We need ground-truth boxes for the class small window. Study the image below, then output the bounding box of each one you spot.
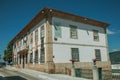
[35,29,38,42]
[71,48,79,62]
[95,49,101,61]
[70,25,78,39]
[93,30,99,41]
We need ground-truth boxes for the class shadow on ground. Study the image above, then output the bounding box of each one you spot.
[0,76,27,80]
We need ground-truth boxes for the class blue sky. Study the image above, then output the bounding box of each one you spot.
[0,0,120,58]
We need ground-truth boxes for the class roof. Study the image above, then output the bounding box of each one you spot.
[11,7,109,43]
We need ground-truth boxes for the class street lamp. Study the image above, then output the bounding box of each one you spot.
[92,58,96,65]
[70,59,75,68]
[70,58,76,77]
[92,58,99,80]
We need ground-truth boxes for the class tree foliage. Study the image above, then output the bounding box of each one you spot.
[3,42,13,63]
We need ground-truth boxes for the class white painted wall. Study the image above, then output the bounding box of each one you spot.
[52,17,108,63]
[52,17,106,46]
[53,44,108,63]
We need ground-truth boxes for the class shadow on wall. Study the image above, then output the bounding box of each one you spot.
[0,76,27,80]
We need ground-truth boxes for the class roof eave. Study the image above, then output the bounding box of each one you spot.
[10,7,109,44]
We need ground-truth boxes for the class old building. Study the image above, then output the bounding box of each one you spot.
[11,7,111,79]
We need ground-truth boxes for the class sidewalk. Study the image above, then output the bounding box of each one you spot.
[6,65,92,80]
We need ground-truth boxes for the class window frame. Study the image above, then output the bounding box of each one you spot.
[34,50,38,64]
[40,48,45,63]
[95,49,101,61]
[35,29,38,42]
[40,26,45,38]
[70,25,78,39]
[93,30,99,41]
[71,48,79,62]
[30,33,33,44]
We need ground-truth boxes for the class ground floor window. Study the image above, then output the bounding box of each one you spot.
[71,48,79,62]
[40,48,45,63]
[95,49,101,61]
[34,50,38,63]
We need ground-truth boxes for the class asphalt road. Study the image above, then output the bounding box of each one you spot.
[0,67,44,80]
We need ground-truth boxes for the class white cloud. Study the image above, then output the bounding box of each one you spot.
[118,30,120,33]
[107,29,115,35]
[113,49,118,52]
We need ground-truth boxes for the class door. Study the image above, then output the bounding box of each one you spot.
[23,55,25,68]
[98,68,102,80]
[75,68,81,77]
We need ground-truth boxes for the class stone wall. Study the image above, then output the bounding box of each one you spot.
[15,61,112,80]
[54,62,112,80]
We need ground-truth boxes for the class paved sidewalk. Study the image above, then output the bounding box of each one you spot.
[6,65,92,80]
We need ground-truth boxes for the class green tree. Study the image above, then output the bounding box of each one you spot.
[3,42,13,63]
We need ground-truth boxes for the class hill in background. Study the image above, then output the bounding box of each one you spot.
[109,51,120,64]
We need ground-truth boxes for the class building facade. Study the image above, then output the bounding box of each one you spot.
[11,8,111,79]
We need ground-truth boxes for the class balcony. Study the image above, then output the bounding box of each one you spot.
[17,46,28,54]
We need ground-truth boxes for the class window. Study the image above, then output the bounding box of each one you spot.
[35,29,38,42]
[18,41,20,50]
[71,48,79,62]
[40,49,45,63]
[93,30,99,41]
[54,22,62,38]
[34,50,38,63]
[23,36,27,48]
[30,33,33,44]
[95,49,101,61]
[40,26,44,38]
[19,40,22,50]
[70,25,78,39]
[40,26,45,63]
[35,30,38,48]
